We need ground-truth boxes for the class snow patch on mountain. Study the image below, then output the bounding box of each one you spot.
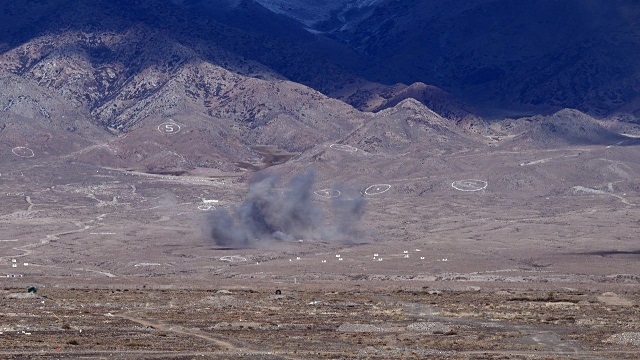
[170,0,384,30]
[254,0,383,27]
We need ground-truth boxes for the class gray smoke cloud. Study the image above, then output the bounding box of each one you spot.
[202,172,366,248]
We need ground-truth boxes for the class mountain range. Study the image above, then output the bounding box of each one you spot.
[171,0,640,116]
[1,0,639,174]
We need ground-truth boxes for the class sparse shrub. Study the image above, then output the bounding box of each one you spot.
[546,291,555,301]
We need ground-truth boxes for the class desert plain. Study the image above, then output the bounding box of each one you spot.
[0,125,639,359]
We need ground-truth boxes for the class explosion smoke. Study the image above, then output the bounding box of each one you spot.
[202,172,366,248]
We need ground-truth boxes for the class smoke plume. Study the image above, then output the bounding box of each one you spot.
[202,172,366,248]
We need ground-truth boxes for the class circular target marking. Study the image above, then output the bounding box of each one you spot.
[11,147,34,158]
[198,204,216,211]
[314,189,341,198]
[220,255,247,263]
[157,122,181,134]
[451,179,488,192]
[364,184,391,195]
[330,144,357,152]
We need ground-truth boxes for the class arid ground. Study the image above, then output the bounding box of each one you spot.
[0,137,639,359]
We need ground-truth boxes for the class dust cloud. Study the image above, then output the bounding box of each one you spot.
[202,172,366,248]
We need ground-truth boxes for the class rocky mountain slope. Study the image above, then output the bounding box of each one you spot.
[334,0,640,116]
[171,0,640,118]
[1,0,639,176]
[0,71,108,157]
[0,0,372,173]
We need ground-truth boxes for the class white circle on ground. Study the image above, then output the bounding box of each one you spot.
[451,179,488,192]
[330,144,357,152]
[11,147,34,158]
[198,204,216,211]
[220,255,247,263]
[314,189,341,198]
[157,122,181,134]
[364,184,391,195]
